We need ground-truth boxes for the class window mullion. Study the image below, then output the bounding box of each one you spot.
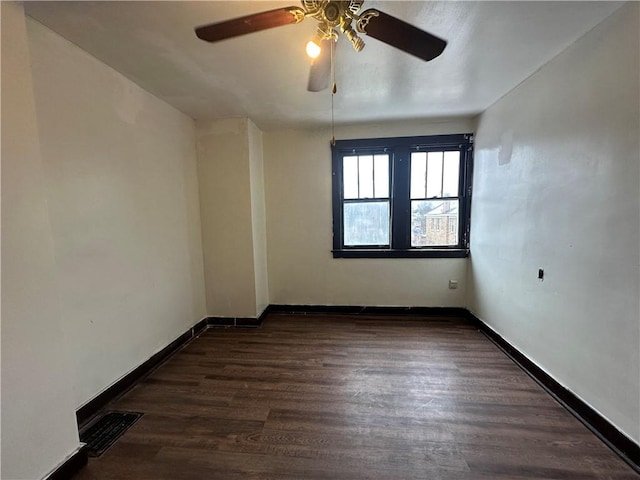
[356,155,361,199]
[372,155,376,198]
[440,154,445,199]
[391,147,410,250]
[424,152,428,199]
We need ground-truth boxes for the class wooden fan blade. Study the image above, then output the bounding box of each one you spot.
[359,9,447,62]
[195,7,305,43]
[307,41,332,92]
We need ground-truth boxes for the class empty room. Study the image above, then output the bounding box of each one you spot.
[2,1,639,479]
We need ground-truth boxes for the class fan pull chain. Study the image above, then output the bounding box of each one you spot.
[331,90,335,146]
[330,41,336,146]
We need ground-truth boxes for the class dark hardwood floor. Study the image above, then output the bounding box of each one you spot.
[75,314,638,479]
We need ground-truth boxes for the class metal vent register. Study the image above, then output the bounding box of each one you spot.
[80,411,143,457]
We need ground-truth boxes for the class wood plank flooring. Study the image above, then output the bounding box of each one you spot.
[74,314,638,479]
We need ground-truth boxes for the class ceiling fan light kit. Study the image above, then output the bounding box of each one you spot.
[195,0,447,92]
[305,39,323,58]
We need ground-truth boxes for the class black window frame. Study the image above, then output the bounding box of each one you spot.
[331,133,474,259]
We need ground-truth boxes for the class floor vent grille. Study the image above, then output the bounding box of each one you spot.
[80,411,143,457]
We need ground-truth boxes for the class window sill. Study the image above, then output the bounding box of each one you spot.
[332,249,469,259]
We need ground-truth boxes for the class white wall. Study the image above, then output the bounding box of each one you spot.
[26,18,207,409]
[469,2,639,443]
[1,3,80,479]
[263,118,474,307]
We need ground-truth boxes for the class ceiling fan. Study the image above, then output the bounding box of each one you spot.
[195,1,447,92]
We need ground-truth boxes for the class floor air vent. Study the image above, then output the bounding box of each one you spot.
[80,411,143,457]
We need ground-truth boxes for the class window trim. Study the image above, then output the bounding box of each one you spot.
[331,133,473,259]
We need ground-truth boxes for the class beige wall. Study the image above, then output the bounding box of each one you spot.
[263,118,475,307]
[469,3,639,443]
[248,120,270,315]
[26,18,207,409]
[196,118,269,318]
[1,3,80,478]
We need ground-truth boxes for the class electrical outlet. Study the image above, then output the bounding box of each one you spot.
[449,280,458,290]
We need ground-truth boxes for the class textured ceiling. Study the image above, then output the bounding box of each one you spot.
[25,1,622,130]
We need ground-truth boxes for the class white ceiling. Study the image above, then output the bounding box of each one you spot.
[25,1,622,130]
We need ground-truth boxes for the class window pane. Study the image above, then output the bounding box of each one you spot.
[426,151,443,198]
[410,152,426,199]
[344,202,390,246]
[343,156,358,199]
[358,155,374,198]
[374,154,389,198]
[443,151,460,197]
[411,199,459,247]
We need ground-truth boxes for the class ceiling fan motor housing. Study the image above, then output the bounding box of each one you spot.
[303,0,367,51]
[303,0,363,21]
[324,2,341,23]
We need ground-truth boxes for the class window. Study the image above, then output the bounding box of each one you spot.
[332,134,473,258]
[342,154,390,246]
